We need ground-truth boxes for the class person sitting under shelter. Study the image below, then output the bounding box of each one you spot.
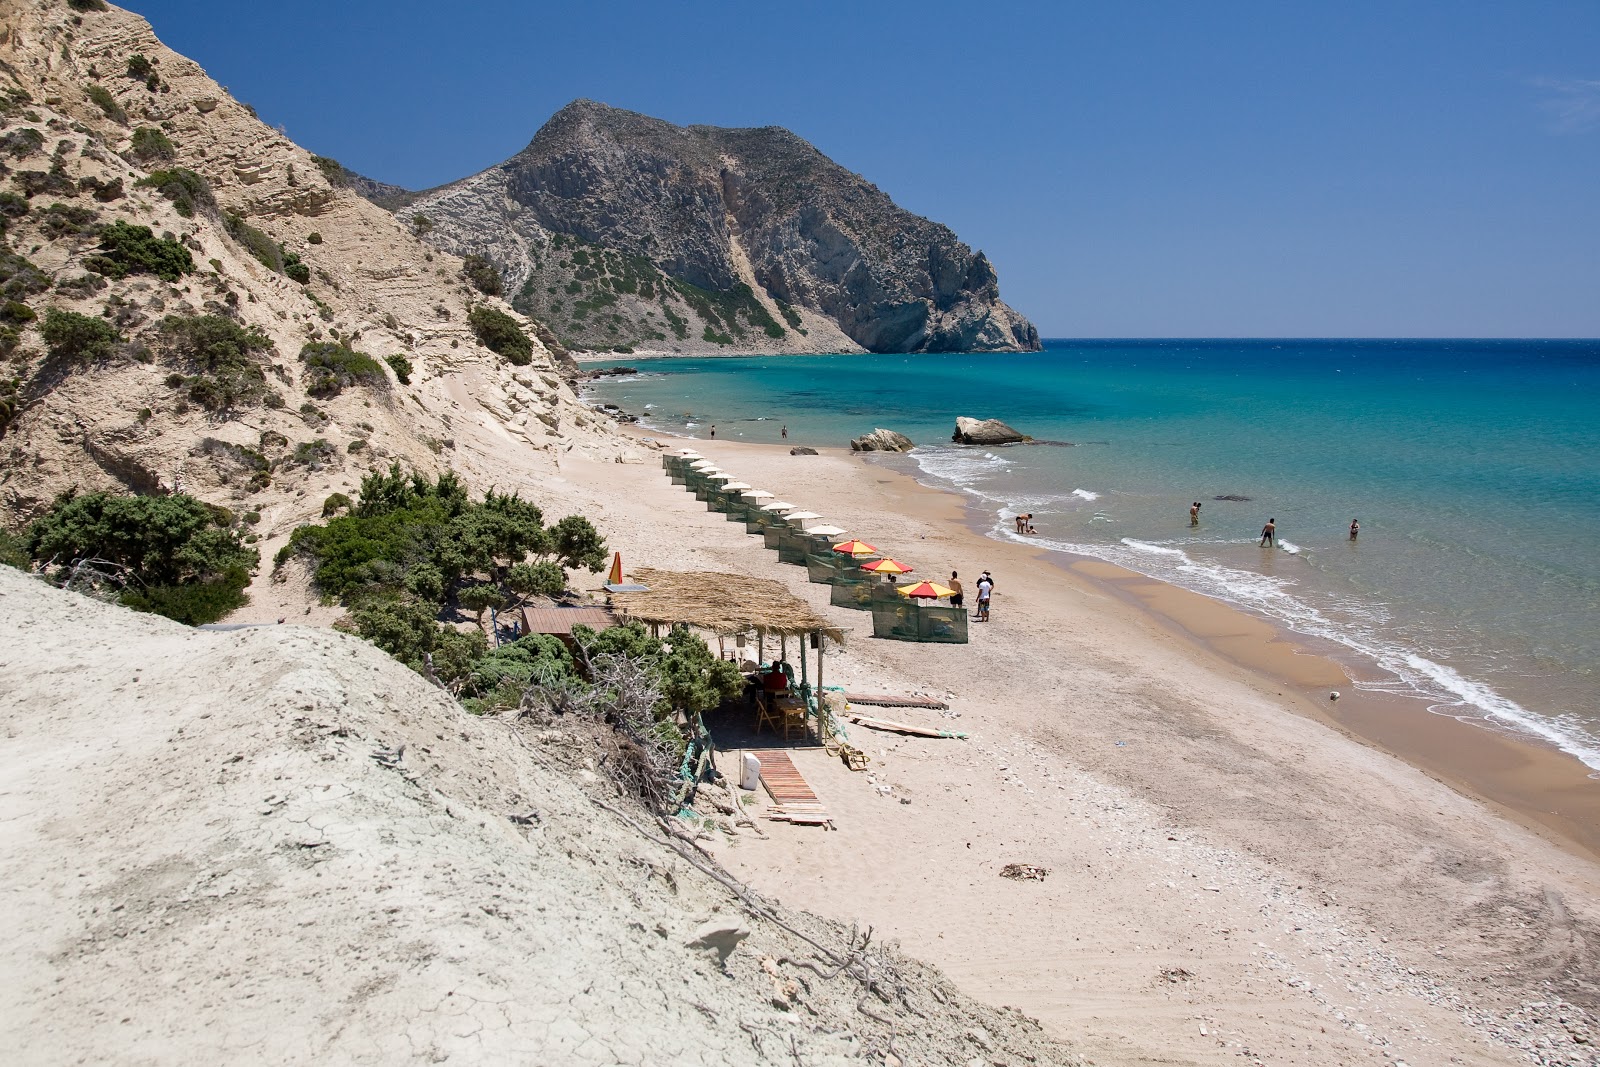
[762,661,790,696]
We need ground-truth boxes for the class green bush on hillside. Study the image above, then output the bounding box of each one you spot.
[136,168,213,218]
[128,126,175,163]
[383,353,412,385]
[84,84,126,124]
[0,250,49,301]
[298,341,387,398]
[24,490,258,625]
[159,314,275,411]
[467,305,532,365]
[41,307,119,363]
[461,253,502,296]
[225,212,305,282]
[84,220,194,281]
[311,156,346,187]
[0,127,45,159]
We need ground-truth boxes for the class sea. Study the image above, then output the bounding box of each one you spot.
[582,340,1600,773]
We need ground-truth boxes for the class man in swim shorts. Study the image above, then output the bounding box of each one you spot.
[1190,501,1201,526]
[948,571,964,609]
[1260,518,1276,547]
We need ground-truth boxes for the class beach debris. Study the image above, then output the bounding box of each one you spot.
[951,416,1025,445]
[685,919,750,968]
[999,863,1050,881]
[369,743,405,768]
[849,427,914,452]
[842,692,950,710]
[1329,691,1341,701]
[788,446,818,456]
[1158,966,1195,984]
[846,714,967,739]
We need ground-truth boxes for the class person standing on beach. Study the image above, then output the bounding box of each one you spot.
[1260,518,1277,547]
[781,425,788,440]
[976,573,993,621]
[1350,518,1359,541]
[948,571,964,609]
[1190,501,1201,526]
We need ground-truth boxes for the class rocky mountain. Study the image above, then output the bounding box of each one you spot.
[392,100,1041,356]
[0,1,634,550]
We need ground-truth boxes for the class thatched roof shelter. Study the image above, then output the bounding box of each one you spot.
[607,567,844,642]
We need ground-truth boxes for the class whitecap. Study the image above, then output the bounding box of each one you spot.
[1071,489,1100,501]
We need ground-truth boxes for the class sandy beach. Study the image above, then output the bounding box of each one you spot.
[540,430,1600,1066]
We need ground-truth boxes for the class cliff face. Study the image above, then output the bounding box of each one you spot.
[402,101,1040,356]
[0,2,630,539]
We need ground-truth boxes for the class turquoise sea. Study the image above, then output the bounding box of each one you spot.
[583,340,1600,771]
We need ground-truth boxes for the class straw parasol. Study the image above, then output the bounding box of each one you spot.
[608,567,844,641]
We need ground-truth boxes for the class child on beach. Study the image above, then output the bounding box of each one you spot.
[976,573,993,620]
[1260,518,1276,547]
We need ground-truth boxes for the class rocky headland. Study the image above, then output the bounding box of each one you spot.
[379,100,1041,357]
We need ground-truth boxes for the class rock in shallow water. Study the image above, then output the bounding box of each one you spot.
[952,417,1025,445]
[850,428,914,452]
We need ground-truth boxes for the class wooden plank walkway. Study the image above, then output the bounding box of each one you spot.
[841,692,950,710]
[747,749,831,827]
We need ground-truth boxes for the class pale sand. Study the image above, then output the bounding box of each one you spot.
[543,434,1599,1066]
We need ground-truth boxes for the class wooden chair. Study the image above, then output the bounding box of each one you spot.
[755,691,783,735]
[779,700,809,742]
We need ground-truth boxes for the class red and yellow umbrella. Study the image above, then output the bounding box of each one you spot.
[832,539,879,557]
[858,557,913,575]
[897,581,957,599]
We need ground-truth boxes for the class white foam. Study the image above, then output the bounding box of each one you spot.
[1120,538,1188,558]
[1277,540,1303,555]
[1072,488,1100,501]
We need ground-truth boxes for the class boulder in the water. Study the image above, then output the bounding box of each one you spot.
[850,428,914,452]
[952,417,1025,445]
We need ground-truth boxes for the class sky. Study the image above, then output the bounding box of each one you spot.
[122,1,1600,338]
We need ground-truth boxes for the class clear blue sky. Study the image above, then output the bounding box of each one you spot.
[123,1,1600,338]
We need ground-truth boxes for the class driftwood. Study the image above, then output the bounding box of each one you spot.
[845,714,967,739]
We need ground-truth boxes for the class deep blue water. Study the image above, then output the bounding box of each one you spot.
[585,340,1600,769]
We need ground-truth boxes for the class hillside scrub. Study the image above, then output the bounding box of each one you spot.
[135,168,213,218]
[224,213,309,283]
[298,341,387,398]
[23,490,257,625]
[127,126,175,164]
[279,464,608,689]
[40,308,119,363]
[159,314,276,411]
[461,253,502,296]
[85,220,194,281]
[468,305,532,365]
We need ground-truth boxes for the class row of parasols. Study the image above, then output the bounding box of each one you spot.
[665,448,959,601]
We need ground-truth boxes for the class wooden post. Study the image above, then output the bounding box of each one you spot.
[815,632,826,739]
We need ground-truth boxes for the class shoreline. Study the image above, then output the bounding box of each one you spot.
[551,428,1600,1064]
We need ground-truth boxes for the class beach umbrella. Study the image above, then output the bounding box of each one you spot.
[897,581,957,599]
[761,501,797,511]
[674,448,702,457]
[721,482,753,491]
[741,489,775,500]
[607,552,623,585]
[689,460,718,470]
[832,539,879,557]
[784,511,822,522]
[859,558,913,575]
[806,524,847,537]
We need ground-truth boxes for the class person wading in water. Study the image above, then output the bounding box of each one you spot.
[1260,517,1277,547]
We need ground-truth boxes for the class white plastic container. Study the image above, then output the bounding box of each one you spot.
[739,752,762,792]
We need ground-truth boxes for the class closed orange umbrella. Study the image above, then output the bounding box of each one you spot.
[859,558,913,575]
[897,581,957,599]
[832,539,879,557]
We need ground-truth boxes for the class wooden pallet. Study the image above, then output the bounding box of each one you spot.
[845,714,968,739]
[841,692,950,710]
[747,750,831,827]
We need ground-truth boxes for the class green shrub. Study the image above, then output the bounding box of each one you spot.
[40,201,99,239]
[281,250,310,284]
[136,168,213,218]
[0,376,20,435]
[85,220,194,281]
[307,231,323,244]
[409,213,433,236]
[159,314,275,411]
[347,438,367,453]
[0,250,49,301]
[0,524,28,569]
[311,156,346,187]
[224,212,283,270]
[128,126,175,163]
[125,55,154,81]
[461,253,502,296]
[40,307,119,363]
[0,300,35,325]
[468,305,532,365]
[78,175,124,202]
[289,438,336,470]
[24,490,258,625]
[298,341,387,398]
[0,127,45,158]
[84,84,126,124]
[0,327,19,359]
[54,272,107,296]
[383,353,412,384]
[0,191,28,218]
[321,492,352,517]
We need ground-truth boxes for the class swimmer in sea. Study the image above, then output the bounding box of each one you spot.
[1190,501,1201,527]
[1349,518,1359,541]
[1260,517,1276,547]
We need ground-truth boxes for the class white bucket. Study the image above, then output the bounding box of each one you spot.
[739,752,762,792]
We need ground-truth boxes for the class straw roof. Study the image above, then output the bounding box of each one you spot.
[608,567,844,641]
